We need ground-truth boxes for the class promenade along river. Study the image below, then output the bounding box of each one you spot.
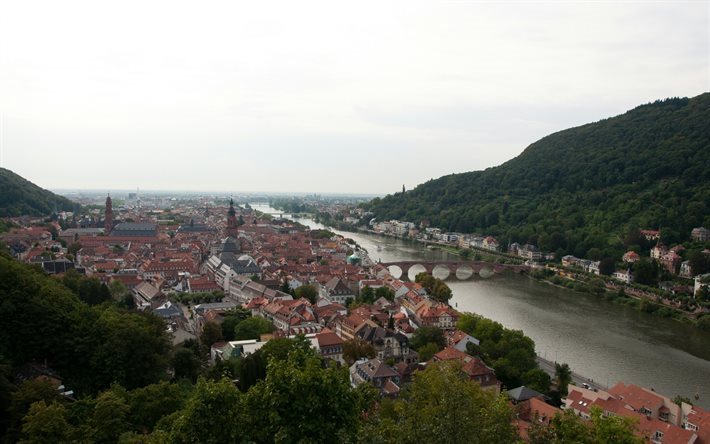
[254,205,710,408]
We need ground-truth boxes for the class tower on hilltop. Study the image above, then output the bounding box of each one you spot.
[104,194,113,233]
[227,198,238,237]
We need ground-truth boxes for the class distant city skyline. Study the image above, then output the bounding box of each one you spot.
[1,1,708,195]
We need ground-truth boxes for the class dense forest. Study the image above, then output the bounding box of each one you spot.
[0,253,644,442]
[0,168,78,217]
[365,94,710,259]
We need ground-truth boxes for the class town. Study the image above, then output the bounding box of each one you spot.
[1,191,709,443]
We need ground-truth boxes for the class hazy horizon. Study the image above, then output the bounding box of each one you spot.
[1,1,708,194]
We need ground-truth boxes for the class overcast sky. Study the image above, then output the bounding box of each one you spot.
[0,1,708,195]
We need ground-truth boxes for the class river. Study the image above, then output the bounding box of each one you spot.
[254,204,710,407]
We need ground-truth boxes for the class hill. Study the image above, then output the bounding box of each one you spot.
[0,168,78,217]
[365,94,710,259]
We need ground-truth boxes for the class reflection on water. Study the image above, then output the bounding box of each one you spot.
[253,205,710,407]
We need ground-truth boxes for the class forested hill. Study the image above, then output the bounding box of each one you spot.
[0,168,77,217]
[365,94,710,258]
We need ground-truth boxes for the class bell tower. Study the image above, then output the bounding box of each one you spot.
[227,198,238,237]
[104,194,113,233]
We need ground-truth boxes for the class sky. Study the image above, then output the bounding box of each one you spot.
[0,1,708,196]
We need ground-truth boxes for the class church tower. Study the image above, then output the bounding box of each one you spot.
[104,194,113,233]
[227,198,238,237]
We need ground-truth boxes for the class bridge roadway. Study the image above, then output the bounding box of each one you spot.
[379,260,529,280]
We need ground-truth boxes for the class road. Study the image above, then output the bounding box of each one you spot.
[536,355,608,392]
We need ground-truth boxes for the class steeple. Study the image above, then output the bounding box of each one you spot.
[227,198,238,236]
[104,194,113,233]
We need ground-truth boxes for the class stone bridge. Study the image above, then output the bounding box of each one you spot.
[379,260,529,281]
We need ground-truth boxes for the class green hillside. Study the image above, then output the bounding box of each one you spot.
[365,94,710,258]
[0,168,77,217]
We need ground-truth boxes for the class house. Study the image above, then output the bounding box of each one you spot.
[445,329,480,352]
[641,230,661,241]
[349,358,401,396]
[613,269,634,284]
[564,384,699,443]
[691,227,709,242]
[507,386,548,404]
[680,261,693,278]
[518,244,542,261]
[432,347,500,395]
[356,325,417,364]
[321,277,356,304]
[133,281,162,310]
[652,244,669,260]
[482,236,500,252]
[415,304,459,330]
[660,251,682,274]
[681,403,710,444]
[623,251,641,264]
[315,329,344,364]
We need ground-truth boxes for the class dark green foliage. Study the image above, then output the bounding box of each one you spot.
[0,255,172,396]
[220,307,251,341]
[415,272,452,303]
[361,361,517,444]
[294,284,318,303]
[233,316,274,341]
[410,326,447,353]
[200,321,224,349]
[0,168,79,217]
[243,347,367,443]
[171,348,202,383]
[365,95,710,259]
[457,312,541,390]
[61,269,112,305]
[343,338,377,365]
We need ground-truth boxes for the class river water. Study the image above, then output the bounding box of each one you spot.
[254,204,710,407]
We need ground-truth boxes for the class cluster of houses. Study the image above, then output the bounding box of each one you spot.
[558,227,710,299]
[509,381,710,443]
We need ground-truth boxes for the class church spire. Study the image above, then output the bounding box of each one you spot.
[104,194,113,233]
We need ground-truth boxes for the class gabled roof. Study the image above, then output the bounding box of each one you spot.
[507,386,545,402]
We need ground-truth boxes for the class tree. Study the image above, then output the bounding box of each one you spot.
[362,361,517,443]
[233,316,274,341]
[220,307,251,341]
[554,363,572,396]
[200,321,223,349]
[529,407,643,444]
[126,381,189,434]
[90,307,172,391]
[688,250,710,275]
[171,348,202,382]
[410,326,446,351]
[522,368,551,394]
[599,257,616,276]
[6,379,62,442]
[244,348,367,443]
[359,285,375,304]
[343,339,376,364]
[294,284,318,304]
[633,259,658,286]
[108,280,129,302]
[166,378,244,443]
[89,388,131,443]
[417,342,439,361]
[415,273,453,304]
[19,401,73,444]
[375,286,395,301]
